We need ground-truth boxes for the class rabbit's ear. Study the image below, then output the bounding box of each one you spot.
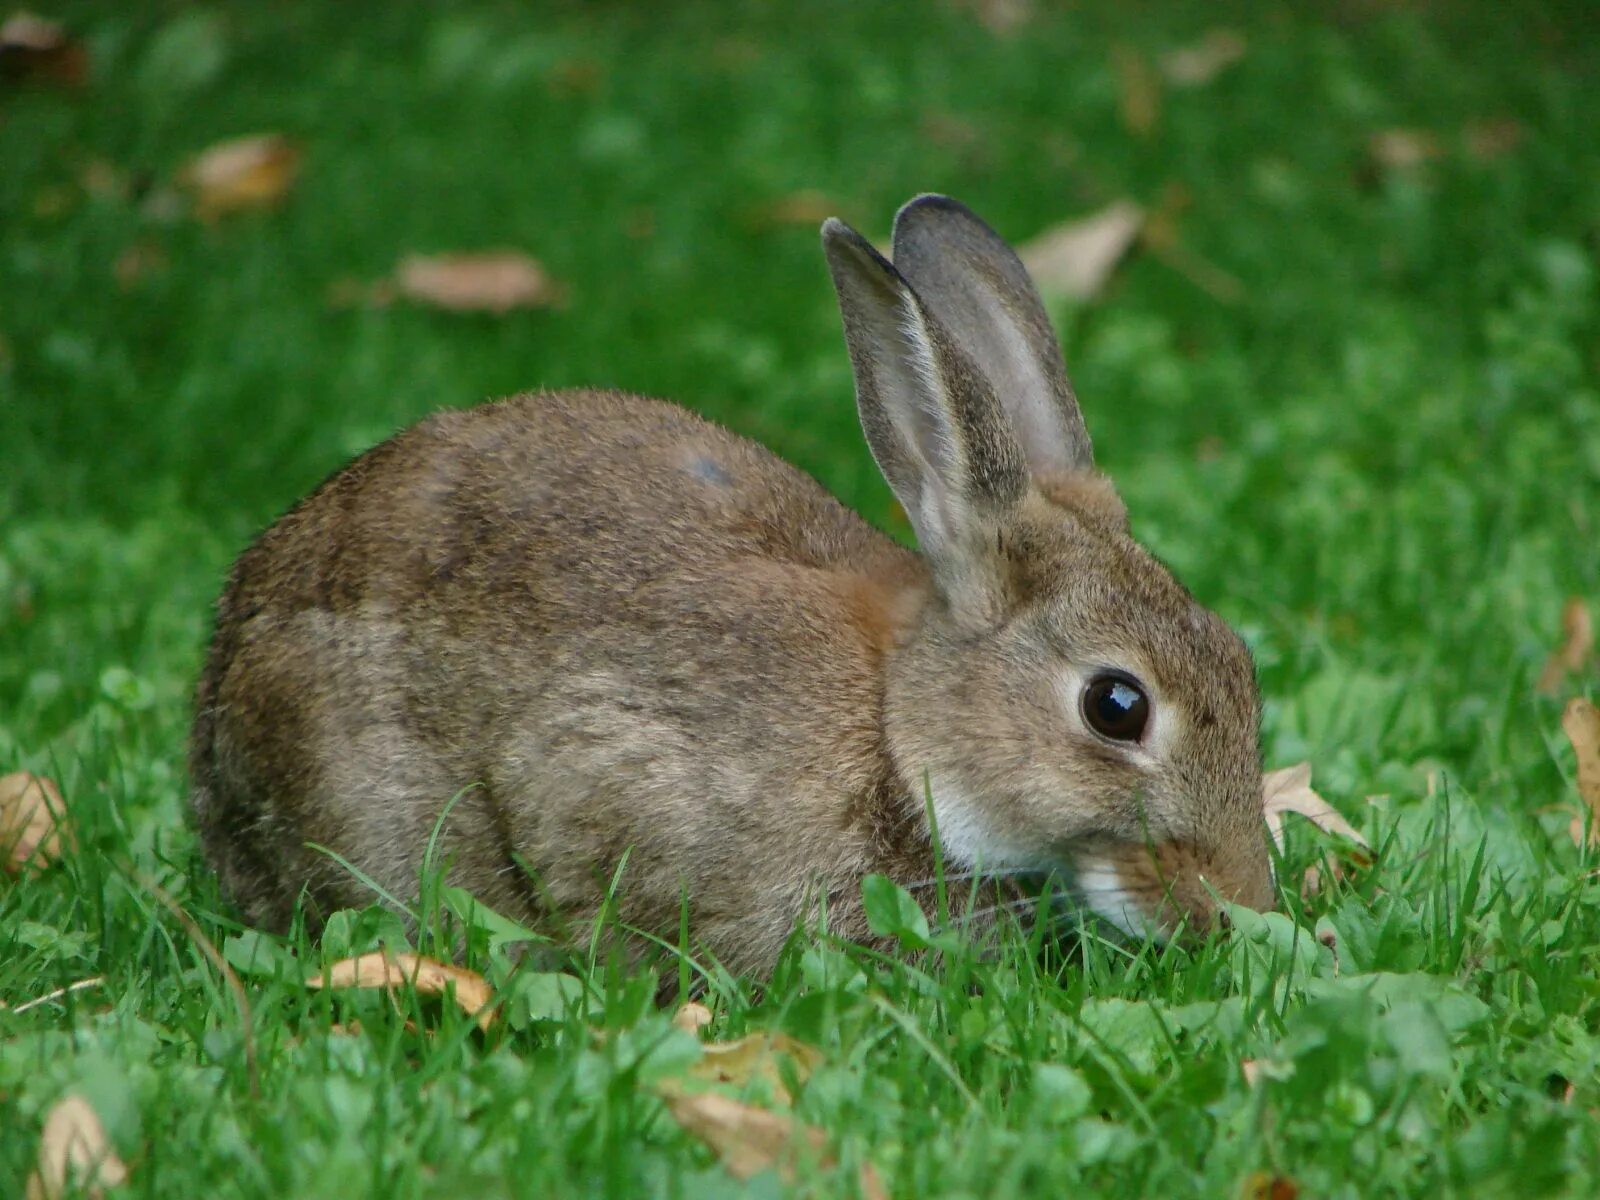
[823,218,1028,614]
[890,194,1093,477]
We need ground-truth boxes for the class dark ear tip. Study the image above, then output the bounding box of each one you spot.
[821,217,896,274]
[893,193,983,235]
[820,216,867,254]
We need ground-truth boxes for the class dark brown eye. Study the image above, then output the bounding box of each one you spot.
[1082,674,1150,742]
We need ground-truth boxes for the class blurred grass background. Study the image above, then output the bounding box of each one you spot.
[2,1,1600,1195]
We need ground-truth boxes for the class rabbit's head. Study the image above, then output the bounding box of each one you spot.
[823,196,1273,938]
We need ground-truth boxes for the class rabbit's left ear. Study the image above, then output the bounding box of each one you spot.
[822,217,1030,622]
[891,195,1094,478]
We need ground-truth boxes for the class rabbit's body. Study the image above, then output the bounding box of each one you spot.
[192,390,934,972]
[193,196,1275,974]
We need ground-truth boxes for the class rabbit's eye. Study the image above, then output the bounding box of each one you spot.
[1082,674,1149,742]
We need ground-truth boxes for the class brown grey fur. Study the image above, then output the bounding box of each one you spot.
[190,196,1272,976]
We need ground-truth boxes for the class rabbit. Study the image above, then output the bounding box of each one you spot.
[189,195,1274,977]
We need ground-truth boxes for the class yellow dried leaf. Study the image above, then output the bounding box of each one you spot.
[25,1093,128,1200]
[396,251,563,314]
[1,771,69,875]
[306,951,495,1031]
[1262,762,1372,876]
[672,1001,713,1034]
[1112,45,1161,138]
[953,0,1035,36]
[1016,201,1144,302]
[690,1031,823,1105]
[1537,598,1593,695]
[113,242,166,290]
[743,190,841,230]
[1,12,87,87]
[1562,698,1600,848]
[1241,1172,1299,1200]
[1463,117,1524,161]
[179,133,301,221]
[1160,30,1247,87]
[1369,128,1444,171]
[661,1089,886,1198]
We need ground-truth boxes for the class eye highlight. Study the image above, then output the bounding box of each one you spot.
[1082,673,1150,743]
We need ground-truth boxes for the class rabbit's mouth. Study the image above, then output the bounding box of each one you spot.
[1065,853,1175,943]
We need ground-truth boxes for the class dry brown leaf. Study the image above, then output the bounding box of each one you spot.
[661,1089,886,1198]
[25,1093,128,1200]
[1,772,70,875]
[1369,128,1444,171]
[113,242,167,290]
[1,12,87,86]
[1160,30,1247,87]
[672,1001,713,1034]
[1464,117,1524,161]
[1239,1059,1263,1087]
[1562,698,1600,848]
[1537,598,1593,695]
[547,58,603,97]
[1262,762,1372,874]
[954,0,1035,36]
[1240,1172,1299,1200]
[1112,45,1161,137]
[79,159,130,200]
[743,190,840,231]
[691,1032,823,1106]
[396,251,563,314]
[1016,201,1144,302]
[179,133,302,222]
[306,951,495,1031]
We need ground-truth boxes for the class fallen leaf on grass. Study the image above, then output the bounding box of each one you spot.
[547,58,604,97]
[1016,201,1144,302]
[25,1093,128,1200]
[1263,763,1372,892]
[1463,117,1524,161]
[691,1031,823,1106]
[79,158,130,200]
[1368,128,1444,172]
[1562,698,1600,848]
[672,1001,713,1033]
[1,772,70,875]
[307,952,495,1031]
[395,251,564,314]
[1111,45,1161,138]
[1,12,87,86]
[178,133,301,221]
[742,189,841,231]
[661,1089,886,1198]
[1160,30,1247,87]
[953,0,1035,36]
[113,242,167,290]
[1537,598,1593,695]
[1240,1172,1299,1200]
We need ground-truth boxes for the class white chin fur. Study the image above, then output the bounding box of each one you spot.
[924,772,1038,871]
[1072,856,1163,942]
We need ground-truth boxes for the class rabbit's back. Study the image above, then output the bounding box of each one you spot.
[191,390,932,970]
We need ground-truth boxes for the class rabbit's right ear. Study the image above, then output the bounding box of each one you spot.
[822,218,1028,619]
[890,195,1093,479]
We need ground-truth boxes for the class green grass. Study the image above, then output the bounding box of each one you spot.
[4,1,1600,1195]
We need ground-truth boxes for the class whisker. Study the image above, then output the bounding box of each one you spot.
[899,868,1050,893]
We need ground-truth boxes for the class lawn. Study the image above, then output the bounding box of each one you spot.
[3,1,1599,1195]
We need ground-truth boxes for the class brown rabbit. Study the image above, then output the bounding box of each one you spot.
[190,195,1273,975]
